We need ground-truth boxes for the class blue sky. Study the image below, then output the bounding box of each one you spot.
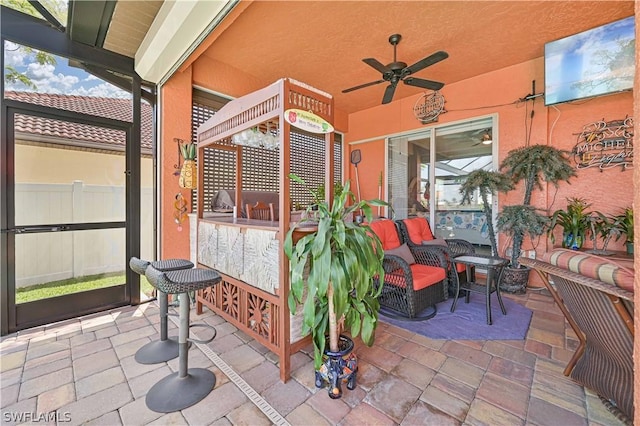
[4,40,130,98]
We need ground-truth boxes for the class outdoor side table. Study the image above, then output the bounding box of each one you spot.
[450,255,509,325]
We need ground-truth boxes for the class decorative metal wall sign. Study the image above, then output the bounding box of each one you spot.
[414,91,445,124]
[572,117,633,170]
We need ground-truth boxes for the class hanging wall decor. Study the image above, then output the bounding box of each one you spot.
[173,192,188,232]
[176,138,198,188]
[572,117,633,171]
[413,91,445,124]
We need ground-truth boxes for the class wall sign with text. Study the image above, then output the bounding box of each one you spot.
[573,117,633,171]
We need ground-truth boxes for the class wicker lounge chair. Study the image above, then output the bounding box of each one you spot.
[369,219,449,320]
[520,252,633,423]
[397,217,475,296]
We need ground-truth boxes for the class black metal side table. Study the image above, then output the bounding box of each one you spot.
[450,254,509,325]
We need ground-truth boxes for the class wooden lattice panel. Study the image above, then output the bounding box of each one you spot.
[288,88,331,120]
[196,272,282,352]
[247,294,271,341]
[199,284,217,309]
[220,279,241,322]
[198,95,280,143]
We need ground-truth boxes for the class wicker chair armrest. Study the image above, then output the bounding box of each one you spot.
[382,254,412,275]
[410,245,448,268]
[445,239,476,256]
[519,257,634,302]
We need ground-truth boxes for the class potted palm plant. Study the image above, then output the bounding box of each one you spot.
[585,212,623,255]
[284,174,386,399]
[497,145,576,293]
[615,207,634,255]
[459,170,514,256]
[547,197,592,250]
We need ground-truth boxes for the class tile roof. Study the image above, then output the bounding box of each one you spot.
[5,91,153,150]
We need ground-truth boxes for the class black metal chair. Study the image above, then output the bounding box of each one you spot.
[129,257,194,364]
[144,266,221,413]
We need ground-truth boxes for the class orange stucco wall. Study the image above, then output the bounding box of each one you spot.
[160,68,193,260]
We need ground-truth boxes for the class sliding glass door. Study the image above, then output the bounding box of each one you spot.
[388,116,496,251]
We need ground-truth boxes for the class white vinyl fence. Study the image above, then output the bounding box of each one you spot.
[14,181,153,288]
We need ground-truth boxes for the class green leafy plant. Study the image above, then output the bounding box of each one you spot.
[586,211,623,254]
[547,197,592,248]
[284,174,387,369]
[497,145,576,268]
[314,181,344,204]
[615,206,634,244]
[459,170,514,256]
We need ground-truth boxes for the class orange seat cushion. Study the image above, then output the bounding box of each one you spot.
[369,219,402,250]
[402,218,435,244]
[388,264,446,290]
[455,263,467,273]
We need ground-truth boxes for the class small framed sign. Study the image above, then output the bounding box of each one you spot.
[284,109,334,134]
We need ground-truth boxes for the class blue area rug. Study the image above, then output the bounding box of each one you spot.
[380,293,533,340]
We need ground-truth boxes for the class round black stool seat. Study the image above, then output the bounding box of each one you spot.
[144,267,221,413]
[129,258,194,280]
[145,267,222,294]
[151,258,194,272]
[129,257,194,365]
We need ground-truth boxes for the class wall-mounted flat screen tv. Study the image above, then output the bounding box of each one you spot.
[545,16,635,106]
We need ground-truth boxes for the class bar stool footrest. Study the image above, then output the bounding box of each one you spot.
[188,323,217,344]
[134,337,193,364]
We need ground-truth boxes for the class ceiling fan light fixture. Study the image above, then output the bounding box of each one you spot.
[481,131,492,144]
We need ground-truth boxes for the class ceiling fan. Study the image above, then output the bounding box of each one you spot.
[342,34,448,105]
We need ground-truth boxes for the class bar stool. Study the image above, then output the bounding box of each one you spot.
[129,257,194,364]
[144,266,222,413]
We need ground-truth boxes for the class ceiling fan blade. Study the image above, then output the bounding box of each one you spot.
[382,83,397,104]
[342,79,385,93]
[403,77,444,91]
[404,50,448,75]
[362,58,390,74]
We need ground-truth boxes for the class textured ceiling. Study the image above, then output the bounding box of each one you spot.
[103,1,163,58]
[201,1,634,114]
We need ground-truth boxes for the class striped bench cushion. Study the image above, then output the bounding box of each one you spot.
[542,248,634,292]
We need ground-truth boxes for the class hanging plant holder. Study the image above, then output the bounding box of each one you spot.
[176,138,198,189]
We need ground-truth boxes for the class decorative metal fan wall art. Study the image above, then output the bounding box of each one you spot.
[414,91,445,124]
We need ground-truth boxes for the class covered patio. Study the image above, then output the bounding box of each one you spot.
[1,1,638,425]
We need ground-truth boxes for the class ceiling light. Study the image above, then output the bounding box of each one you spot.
[481,131,492,145]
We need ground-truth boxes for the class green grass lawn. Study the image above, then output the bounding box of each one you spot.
[16,273,155,304]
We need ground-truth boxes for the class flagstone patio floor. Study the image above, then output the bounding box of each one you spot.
[0,289,626,426]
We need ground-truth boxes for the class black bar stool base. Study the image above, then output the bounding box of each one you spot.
[145,368,216,413]
[135,337,180,364]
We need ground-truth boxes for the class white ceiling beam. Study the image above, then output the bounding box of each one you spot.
[135,0,231,83]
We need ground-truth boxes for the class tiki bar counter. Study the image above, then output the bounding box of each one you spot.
[193,78,336,381]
